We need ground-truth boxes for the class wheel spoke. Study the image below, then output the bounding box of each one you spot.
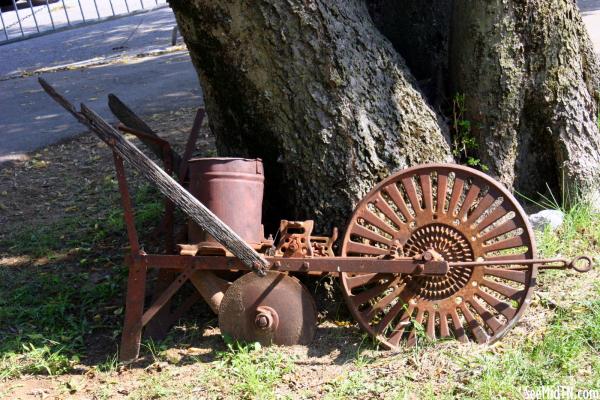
[439,312,451,338]
[484,236,526,253]
[460,303,490,344]
[383,184,413,222]
[350,224,394,247]
[449,308,468,343]
[436,172,448,214]
[476,206,507,232]
[447,176,465,216]
[352,278,398,306]
[363,283,406,321]
[401,177,422,216]
[481,278,524,300]
[476,288,517,320]
[482,267,528,284]
[426,310,436,340]
[346,241,389,256]
[406,307,425,346]
[466,192,496,225]
[467,299,504,334]
[485,253,528,262]
[360,209,399,238]
[480,219,519,242]
[420,173,433,213]
[345,273,390,289]
[377,300,413,338]
[373,193,406,230]
[457,185,481,220]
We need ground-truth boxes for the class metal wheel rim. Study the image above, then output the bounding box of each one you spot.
[340,163,537,348]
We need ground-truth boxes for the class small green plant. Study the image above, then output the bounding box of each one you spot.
[215,340,294,399]
[128,371,175,400]
[323,370,370,400]
[96,352,120,373]
[0,343,74,379]
[451,94,488,172]
[143,338,167,363]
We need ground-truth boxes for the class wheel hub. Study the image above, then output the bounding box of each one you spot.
[403,223,474,300]
[219,271,317,346]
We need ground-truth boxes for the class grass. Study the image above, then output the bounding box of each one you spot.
[206,341,295,399]
[457,292,600,398]
[537,201,600,258]
[0,181,162,379]
[0,263,127,378]
[1,141,599,398]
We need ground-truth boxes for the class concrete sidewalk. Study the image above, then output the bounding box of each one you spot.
[0,6,177,77]
[581,0,600,56]
[0,7,202,163]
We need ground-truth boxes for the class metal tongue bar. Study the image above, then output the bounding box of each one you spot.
[448,255,594,273]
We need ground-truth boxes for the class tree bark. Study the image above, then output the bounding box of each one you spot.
[168,0,600,227]
[451,0,600,202]
[367,0,453,106]
[168,0,452,232]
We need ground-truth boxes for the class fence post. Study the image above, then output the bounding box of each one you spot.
[10,0,24,36]
[25,0,40,33]
[44,0,55,30]
[0,8,8,40]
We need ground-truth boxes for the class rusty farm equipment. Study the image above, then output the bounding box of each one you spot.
[40,78,594,362]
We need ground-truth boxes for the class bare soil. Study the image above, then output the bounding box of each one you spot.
[0,107,598,399]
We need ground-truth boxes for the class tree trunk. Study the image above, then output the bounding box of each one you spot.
[451,0,600,203]
[168,0,600,231]
[169,0,452,232]
[367,0,453,106]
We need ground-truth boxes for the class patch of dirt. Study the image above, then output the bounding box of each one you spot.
[1,105,598,399]
[0,106,212,238]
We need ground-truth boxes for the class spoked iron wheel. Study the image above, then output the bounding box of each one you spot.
[340,164,537,348]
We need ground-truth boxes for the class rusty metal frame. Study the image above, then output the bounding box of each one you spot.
[111,146,594,361]
[115,109,206,342]
[112,148,453,359]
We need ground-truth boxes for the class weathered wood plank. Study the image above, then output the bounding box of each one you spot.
[108,93,182,171]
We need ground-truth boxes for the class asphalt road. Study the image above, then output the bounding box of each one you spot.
[581,0,600,53]
[0,7,202,163]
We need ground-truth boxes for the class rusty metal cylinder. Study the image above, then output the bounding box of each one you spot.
[188,157,264,244]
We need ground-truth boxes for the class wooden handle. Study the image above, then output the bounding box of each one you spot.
[39,78,269,271]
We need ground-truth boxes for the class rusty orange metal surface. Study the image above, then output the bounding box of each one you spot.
[187,157,265,245]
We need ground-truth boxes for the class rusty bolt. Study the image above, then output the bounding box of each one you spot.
[255,311,274,330]
[415,264,425,275]
[422,251,433,262]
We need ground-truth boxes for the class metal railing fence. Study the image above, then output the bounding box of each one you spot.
[0,0,168,44]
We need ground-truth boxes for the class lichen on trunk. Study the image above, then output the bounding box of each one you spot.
[451,0,600,204]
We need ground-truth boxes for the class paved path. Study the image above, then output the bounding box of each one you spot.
[0,7,202,163]
[581,0,600,55]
